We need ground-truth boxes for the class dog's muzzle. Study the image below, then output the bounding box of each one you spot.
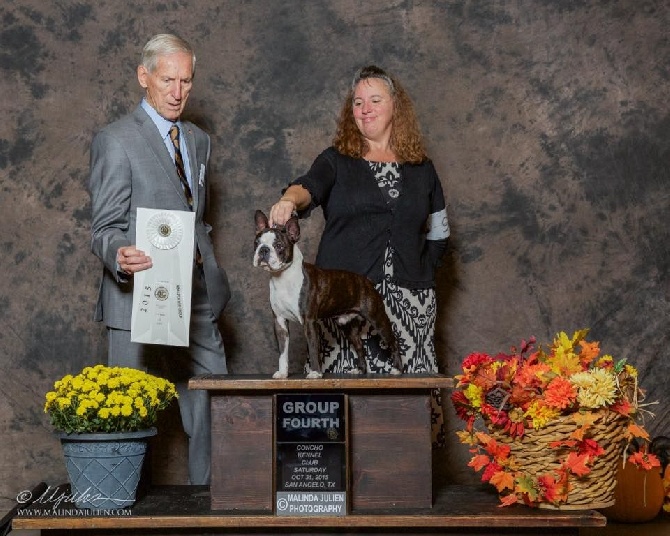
[254,245,271,266]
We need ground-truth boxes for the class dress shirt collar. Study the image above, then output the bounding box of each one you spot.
[141,98,181,140]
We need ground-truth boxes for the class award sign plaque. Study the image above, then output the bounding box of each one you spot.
[131,208,195,346]
[275,393,347,516]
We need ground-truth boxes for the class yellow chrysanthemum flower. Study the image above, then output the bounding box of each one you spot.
[45,365,176,434]
[107,377,120,389]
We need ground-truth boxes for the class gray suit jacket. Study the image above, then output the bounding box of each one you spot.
[90,104,230,330]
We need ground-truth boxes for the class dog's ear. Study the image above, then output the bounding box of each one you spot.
[255,210,269,232]
[285,216,300,244]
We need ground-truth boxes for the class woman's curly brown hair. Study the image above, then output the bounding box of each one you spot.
[333,65,428,164]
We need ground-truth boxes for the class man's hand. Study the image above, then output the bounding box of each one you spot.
[117,245,152,274]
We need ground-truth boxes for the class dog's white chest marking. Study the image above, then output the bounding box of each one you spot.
[269,247,304,324]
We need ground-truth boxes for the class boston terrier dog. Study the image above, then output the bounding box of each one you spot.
[253,210,402,379]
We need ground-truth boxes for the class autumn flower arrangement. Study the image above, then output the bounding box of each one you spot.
[45,364,178,434]
[451,329,659,507]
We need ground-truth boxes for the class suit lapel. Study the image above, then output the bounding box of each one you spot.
[182,125,200,212]
[133,106,192,210]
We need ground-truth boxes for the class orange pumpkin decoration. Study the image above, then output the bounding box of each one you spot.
[602,458,665,523]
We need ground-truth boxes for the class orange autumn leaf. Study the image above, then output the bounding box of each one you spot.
[475,431,494,445]
[478,435,511,460]
[570,427,586,441]
[564,452,591,477]
[538,474,562,504]
[468,454,490,472]
[550,439,577,449]
[498,494,519,507]
[578,438,604,458]
[627,422,650,441]
[475,366,499,391]
[610,398,633,417]
[628,451,661,470]
[569,412,599,440]
[572,411,599,427]
[578,340,600,365]
[489,442,511,461]
[489,470,515,492]
[456,430,478,445]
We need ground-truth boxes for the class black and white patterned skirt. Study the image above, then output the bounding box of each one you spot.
[315,246,446,447]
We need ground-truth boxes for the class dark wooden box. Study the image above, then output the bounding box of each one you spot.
[191,374,453,513]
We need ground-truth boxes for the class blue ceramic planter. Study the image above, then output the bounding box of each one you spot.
[58,428,157,510]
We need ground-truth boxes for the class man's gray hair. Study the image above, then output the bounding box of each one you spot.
[141,34,196,75]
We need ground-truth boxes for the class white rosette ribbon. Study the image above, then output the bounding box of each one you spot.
[132,209,195,346]
[147,212,184,250]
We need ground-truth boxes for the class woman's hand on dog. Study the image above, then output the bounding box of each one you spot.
[269,185,311,227]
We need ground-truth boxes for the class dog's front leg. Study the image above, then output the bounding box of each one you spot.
[273,315,290,378]
[303,320,323,379]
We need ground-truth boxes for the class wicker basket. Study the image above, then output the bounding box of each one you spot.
[488,410,628,509]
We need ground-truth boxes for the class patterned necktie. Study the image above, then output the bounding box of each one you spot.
[169,125,193,210]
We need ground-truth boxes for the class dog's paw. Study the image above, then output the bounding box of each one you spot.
[272,370,288,379]
[305,370,323,379]
[348,368,362,375]
[390,367,402,375]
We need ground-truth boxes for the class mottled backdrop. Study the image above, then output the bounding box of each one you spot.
[1,0,668,509]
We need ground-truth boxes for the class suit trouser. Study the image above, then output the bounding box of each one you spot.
[107,266,227,485]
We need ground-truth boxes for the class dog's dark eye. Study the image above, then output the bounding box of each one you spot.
[275,242,284,253]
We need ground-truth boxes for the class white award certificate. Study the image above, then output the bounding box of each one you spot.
[131,208,195,346]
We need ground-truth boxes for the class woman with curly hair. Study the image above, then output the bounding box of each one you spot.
[269,65,450,446]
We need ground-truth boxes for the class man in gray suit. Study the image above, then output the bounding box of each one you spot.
[89,34,230,485]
